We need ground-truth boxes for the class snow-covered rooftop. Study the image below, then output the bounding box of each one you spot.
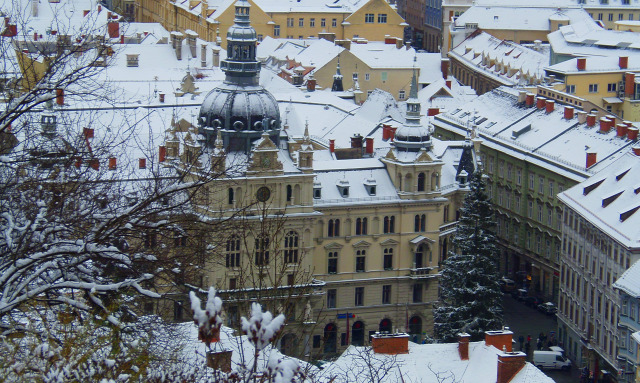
[434,87,636,182]
[548,21,640,58]
[319,340,554,383]
[450,32,548,86]
[546,55,640,74]
[453,5,593,32]
[558,151,640,248]
[614,259,640,298]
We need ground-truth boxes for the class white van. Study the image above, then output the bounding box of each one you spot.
[533,351,571,370]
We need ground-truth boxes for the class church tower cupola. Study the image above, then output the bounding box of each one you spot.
[198,0,281,154]
[393,59,432,152]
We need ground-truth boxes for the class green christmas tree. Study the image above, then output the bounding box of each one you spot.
[434,171,503,342]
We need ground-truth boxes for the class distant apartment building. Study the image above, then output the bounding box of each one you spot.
[432,87,637,303]
[544,55,640,121]
[136,0,407,48]
[441,0,640,57]
[614,260,640,383]
[557,151,640,381]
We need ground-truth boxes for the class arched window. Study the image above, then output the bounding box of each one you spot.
[352,321,365,346]
[228,188,234,205]
[328,219,341,237]
[379,318,392,333]
[286,185,293,202]
[324,323,337,354]
[417,172,425,192]
[383,216,395,233]
[284,231,299,264]
[355,218,368,235]
[414,214,426,232]
[255,235,270,266]
[226,235,241,267]
[409,316,422,343]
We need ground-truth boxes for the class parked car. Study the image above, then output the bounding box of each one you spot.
[499,278,516,292]
[533,350,571,370]
[511,288,528,301]
[538,302,558,315]
[524,296,543,307]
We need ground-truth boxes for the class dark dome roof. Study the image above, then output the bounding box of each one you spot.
[198,83,280,132]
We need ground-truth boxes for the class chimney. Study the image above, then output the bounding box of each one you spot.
[56,89,64,105]
[518,91,527,104]
[371,333,409,355]
[108,21,120,38]
[89,159,100,170]
[484,330,513,352]
[497,352,527,383]
[586,152,597,168]
[396,38,403,49]
[586,114,596,127]
[107,11,112,19]
[441,58,450,80]
[545,99,555,113]
[525,93,534,107]
[318,32,336,42]
[577,111,587,124]
[599,117,611,133]
[159,146,167,162]
[458,333,470,360]
[446,79,452,89]
[83,10,90,17]
[329,139,335,153]
[335,39,351,50]
[632,144,640,156]
[382,124,391,141]
[564,106,574,120]
[139,158,147,169]
[98,5,102,12]
[619,56,628,69]
[212,48,220,67]
[307,78,317,92]
[536,97,546,109]
[83,128,94,139]
[625,73,635,97]
[428,108,440,116]
[159,93,165,103]
[109,157,117,170]
[628,127,639,141]
[120,34,125,44]
[577,57,586,71]
[390,127,397,141]
[187,31,198,58]
[384,35,395,44]
[201,44,207,67]
[351,134,363,149]
[405,41,411,50]
[365,137,374,155]
[616,123,628,138]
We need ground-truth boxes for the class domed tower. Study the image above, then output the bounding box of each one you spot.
[393,61,431,152]
[198,0,281,154]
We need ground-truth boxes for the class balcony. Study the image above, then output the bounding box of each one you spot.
[618,315,640,332]
[410,267,436,279]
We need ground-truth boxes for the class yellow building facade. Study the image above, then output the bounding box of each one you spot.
[136,0,406,48]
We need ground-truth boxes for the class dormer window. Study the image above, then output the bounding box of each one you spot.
[364,178,377,196]
[313,181,322,199]
[337,179,350,198]
[126,54,139,67]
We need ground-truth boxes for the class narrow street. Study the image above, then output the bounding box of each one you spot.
[502,294,580,383]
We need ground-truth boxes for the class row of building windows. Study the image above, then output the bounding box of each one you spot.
[326,215,425,237]
[592,12,637,22]
[485,158,565,197]
[286,17,338,28]
[328,244,430,274]
[326,283,425,308]
[225,231,298,267]
[364,13,388,23]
